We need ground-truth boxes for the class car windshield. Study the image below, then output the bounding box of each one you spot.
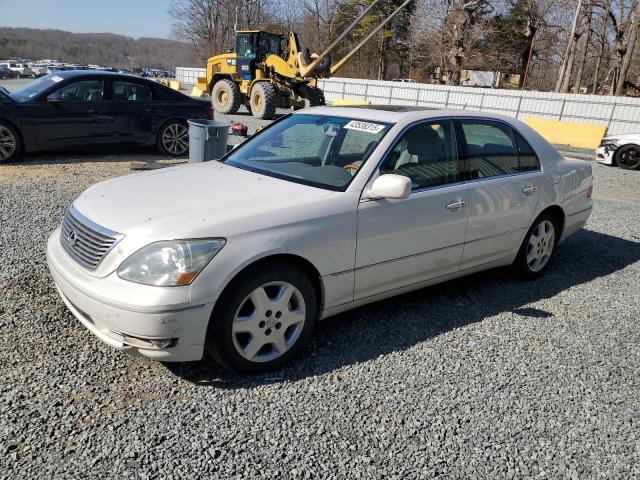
[9,73,66,102]
[223,114,393,191]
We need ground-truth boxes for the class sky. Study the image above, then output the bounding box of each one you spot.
[0,0,174,39]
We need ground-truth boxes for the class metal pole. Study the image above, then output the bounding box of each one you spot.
[329,0,413,76]
[300,0,381,77]
[559,99,566,120]
[556,0,583,92]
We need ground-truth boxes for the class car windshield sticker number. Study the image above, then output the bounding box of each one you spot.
[344,120,384,134]
[51,76,63,83]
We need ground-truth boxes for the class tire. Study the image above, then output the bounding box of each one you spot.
[297,84,326,108]
[0,121,21,163]
[206,264,318,374]
[250,82,277,120]
[157,120,189,157]
[615,144,640,170]
[513,213,559,279]
[211,79,241,114]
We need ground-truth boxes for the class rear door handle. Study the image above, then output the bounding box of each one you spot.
[445,200,466,210]
[522,185,538,194]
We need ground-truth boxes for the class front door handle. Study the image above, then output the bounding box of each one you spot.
[445,200,466,210]
[522,185,538,194]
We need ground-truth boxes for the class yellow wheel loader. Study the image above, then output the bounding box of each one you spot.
[199,0,412,120]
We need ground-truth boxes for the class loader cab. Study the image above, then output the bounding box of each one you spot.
[235,31,283,80]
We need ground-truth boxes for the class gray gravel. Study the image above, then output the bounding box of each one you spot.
[1,151,639,478]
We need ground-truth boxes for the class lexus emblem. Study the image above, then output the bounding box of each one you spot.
[67,229,78,246]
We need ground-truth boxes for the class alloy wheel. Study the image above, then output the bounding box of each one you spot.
[232,281,306,363]
[0,125,17,161]
[161,123,188,155]
[618,146,640,169]
[526,220,555,272]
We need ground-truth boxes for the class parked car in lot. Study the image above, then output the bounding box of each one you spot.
[47,106,593,373]
[0,70,213,162]
[596,134,640,170]
[0,65,19,79]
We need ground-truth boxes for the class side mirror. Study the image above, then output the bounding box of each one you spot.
[47,92,64,104]
[368,174,411,200]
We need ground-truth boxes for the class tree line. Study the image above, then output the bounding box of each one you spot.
[170,0,640,95]
[0,27,195,70]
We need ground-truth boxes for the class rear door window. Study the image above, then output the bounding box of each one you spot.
[112,80,152,101]
[460,120,519,178]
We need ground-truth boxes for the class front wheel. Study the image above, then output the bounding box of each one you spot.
[513,214,558,279]
[157,120,189,157]
[206,264,318,373]
[0,122,21,163]
[615,144,640,170]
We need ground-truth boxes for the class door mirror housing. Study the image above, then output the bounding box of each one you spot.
[368,174,411,200]
[46,92,64,104]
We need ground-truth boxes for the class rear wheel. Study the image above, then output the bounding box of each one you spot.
[250,82,277,120]
[513,213,559,279]
[206,264,318,373]
[157,120,189,157]
[0,122,21,163]
[211,79,241,114]
[615,144,640,170]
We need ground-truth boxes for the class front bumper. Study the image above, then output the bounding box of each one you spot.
[47,229,214,362]
[595,145,615,165]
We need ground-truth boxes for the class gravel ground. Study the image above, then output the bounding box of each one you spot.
[1,147,639,478]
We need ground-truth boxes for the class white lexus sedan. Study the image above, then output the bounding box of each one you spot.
[596,134,640,170]
[47,106,593,373]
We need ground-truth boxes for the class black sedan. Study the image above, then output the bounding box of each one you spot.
[0,71,213,163]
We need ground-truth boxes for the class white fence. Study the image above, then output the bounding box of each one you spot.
[176,67,640,135]
[176,67,206,87]
[319,77,640,135]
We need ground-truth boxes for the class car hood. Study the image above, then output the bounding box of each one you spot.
[0,86,13,102]
[73,161,333,236]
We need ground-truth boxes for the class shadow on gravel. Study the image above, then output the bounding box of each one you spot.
[6,147,185,166]
[166,229,640,387]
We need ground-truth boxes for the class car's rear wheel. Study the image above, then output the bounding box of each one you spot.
[0,121,21,163]
[206,264,317,373]
[514,214,558,279]
[157,120,189,157]
[615,144,640,170]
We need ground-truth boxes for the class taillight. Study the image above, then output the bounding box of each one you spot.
[587,179,593,198]
[206,104,214,119]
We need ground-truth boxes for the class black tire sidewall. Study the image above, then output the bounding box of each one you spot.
[615,144,640,170]
[206,264,318,374]
[157,120,188,157]
[0,121,22,163]
[514,213,559,279]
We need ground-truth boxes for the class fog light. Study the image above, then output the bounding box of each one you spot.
[122,334,178,349]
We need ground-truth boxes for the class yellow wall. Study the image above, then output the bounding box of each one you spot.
[526,118,607,149]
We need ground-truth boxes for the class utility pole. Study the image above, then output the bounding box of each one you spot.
[555,0,583,92]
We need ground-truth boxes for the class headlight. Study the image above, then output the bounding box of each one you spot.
[117,239,225,287]
[599,138,617,147]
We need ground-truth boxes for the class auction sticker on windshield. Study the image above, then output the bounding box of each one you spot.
[51,76,63,83]
[344,120,385,134]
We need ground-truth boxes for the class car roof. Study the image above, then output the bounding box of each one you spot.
[298,105,519,125]
[50,70,153,82]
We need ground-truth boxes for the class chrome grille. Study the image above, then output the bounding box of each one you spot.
[60,206,123,271]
